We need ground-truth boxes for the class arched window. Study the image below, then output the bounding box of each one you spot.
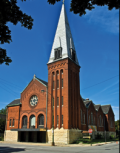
[22,116,27,128]
[13,119,15,127]
[9,119,11,127]
[91,112,93,125]
[38,114,44,127]
[30,115,35,128]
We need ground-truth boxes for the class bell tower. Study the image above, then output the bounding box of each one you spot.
[47,2,81,130]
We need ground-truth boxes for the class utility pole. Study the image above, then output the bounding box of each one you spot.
[52,97,54,146]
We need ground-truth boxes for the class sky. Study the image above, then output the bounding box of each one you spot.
[0,0,119,120]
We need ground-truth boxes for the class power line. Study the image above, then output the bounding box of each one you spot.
[81,75,119,90]
[0,85,18,97]
[0,82,20,95]
[0,77,23,89]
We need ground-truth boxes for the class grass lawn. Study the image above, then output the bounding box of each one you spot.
[74,137,119,144]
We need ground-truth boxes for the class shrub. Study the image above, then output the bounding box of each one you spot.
[95,133,102,139]
[0,136,4,141]
[110,134,114,139]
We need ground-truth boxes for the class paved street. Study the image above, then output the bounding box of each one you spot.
[0,142,119,153]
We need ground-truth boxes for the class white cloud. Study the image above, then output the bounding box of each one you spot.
[84,6,119,34]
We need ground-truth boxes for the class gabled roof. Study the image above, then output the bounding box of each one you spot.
[36,77,48,86]
[7,99,21,107]
[94,104,101,111]
[83,99,96,111]
[84,100,91,108]
[21,76,48,93]
[101,105,111,114]
[47,3,79,66]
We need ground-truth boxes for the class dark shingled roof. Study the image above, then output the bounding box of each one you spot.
[36,77,48,86]
[84,100,92,108]
[7,99,21,107]
[101,105,111,114]
[94,104,100,111]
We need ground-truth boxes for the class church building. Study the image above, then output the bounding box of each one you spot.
[4,2,116,144]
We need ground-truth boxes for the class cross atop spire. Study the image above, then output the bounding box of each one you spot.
[63,0,65,4]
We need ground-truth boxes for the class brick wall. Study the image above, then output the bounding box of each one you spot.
[97,107,104,131]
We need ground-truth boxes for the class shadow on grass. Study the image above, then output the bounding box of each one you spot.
[0,146,25,152]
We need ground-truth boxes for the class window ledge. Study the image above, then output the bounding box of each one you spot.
[57,106,59,107]
[53,89,55,90]
[62,87,63,89]
[62,105,63,107]
[57,88,59,89]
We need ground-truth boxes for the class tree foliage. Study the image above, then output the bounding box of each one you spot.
[48,0,120,16]
[0,0,119,65]
[115,120,120,137]
[0,107,6,115]
[0,119,6,133]
[0,0,33,65]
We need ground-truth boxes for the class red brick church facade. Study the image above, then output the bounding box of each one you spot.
[4,3,115,144]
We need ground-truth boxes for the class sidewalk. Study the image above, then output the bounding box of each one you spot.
[0,140,118,147]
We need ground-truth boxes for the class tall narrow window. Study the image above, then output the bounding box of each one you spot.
[57,115,59,125]
[57,70,59,75]
[30,115,35,128]
[9,119,11,127]
[62,79,63,87]
[53,81,54,89]
[13,119,14,127]
[61,69,63,74]
[22,116,27,128]
[57,97,59,106]
[81,110,82,124]
[57,80,59,88]
[53,97,54,107]
[39,114,44,126]
[62,96,63,106]
[62,115,63,125]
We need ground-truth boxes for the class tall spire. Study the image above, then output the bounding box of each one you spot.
[48,2,79,66]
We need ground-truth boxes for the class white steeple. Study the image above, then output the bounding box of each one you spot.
[48,2,79,66]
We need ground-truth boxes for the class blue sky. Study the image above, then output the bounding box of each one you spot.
[0,0,119,120]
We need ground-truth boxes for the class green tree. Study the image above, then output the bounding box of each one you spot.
[48,0,120,16]
[0,0,119,65]
[0,107,6,115]
[115,120,120,137]
[0,119,6,133]
[0,0,33,65]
